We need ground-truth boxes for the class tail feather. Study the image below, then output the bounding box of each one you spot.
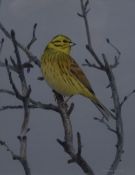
[92,98,113,120]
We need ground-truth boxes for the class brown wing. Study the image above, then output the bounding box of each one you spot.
[68,56,95,95]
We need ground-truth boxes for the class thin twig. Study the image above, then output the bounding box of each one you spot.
[82,59,104,70]
[0,140,18,159]
[0,139,31,175]
[0,38,4,54]
[94,117,116,134]
[79,0,92,49]
[77,132,82,156]
[5,59,23,100]
[120,89,135,108]
[27,23,37,50]
[106,38,121,56]
[0,22,40,67]
[78,0,104,68]
[67,102,75,116]
[0,60,33,72]
[0,88,60,113]
[0,104,43,111]
[26,23,37,72]
[106,38,121,69]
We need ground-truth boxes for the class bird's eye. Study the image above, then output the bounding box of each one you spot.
[63,40,68,43]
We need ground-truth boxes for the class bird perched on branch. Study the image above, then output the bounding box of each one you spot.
[40,34,113,120]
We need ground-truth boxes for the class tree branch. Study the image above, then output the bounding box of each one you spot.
[3,30,32,175]
[55,91,94,175]
[0,22,40,67]
[79,1,124,175]
[0,88,60,113]
[82,59,104,70]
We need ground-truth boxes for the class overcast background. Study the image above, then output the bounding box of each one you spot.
[0,0,135,175]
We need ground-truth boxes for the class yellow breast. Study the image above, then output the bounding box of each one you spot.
[41,51,79,96]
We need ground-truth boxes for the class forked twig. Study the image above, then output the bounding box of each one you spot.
[27,23,37,50]
[120,89,135,107]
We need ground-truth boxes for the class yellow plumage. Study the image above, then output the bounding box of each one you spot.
[41,35,113,120]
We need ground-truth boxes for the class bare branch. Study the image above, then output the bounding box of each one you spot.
[94,117,116,134]
[0,22,40,67]
[82,59,104,70]
[86,43,104,69]
[0,89,15,96]
[0,140,18,159]
[103,57,124,175]
[0,59,33,72]
[0,104,46,111]
[79,0,92,49]
[77,132,82,156]
[67,102,75,116]
[29,99,60,112]
[0,37,4,55]
[0,139,31,175]
[106,38,121,69]
[106,38,121,56]
[0,105,24,111]
[27,23,37,50]
[3,29,32,175]
[5,59,23,100]
[0,88,60,113]
[11,30,26,85]
[120,89,135,107]
[79,1,125,174]
[78,0,104,68]
[55,91,94,175]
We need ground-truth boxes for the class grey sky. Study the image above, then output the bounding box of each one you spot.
[0,0,135,175]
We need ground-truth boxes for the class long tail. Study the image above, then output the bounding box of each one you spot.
[90,97,114,120]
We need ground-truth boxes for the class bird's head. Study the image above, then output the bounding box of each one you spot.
[46,35,76,54]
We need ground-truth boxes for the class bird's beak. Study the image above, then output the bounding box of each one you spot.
[70,42,76,47]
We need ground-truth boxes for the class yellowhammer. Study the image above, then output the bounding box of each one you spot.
[41,34,113,120]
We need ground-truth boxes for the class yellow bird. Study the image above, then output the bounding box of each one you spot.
[41,35,113,120]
